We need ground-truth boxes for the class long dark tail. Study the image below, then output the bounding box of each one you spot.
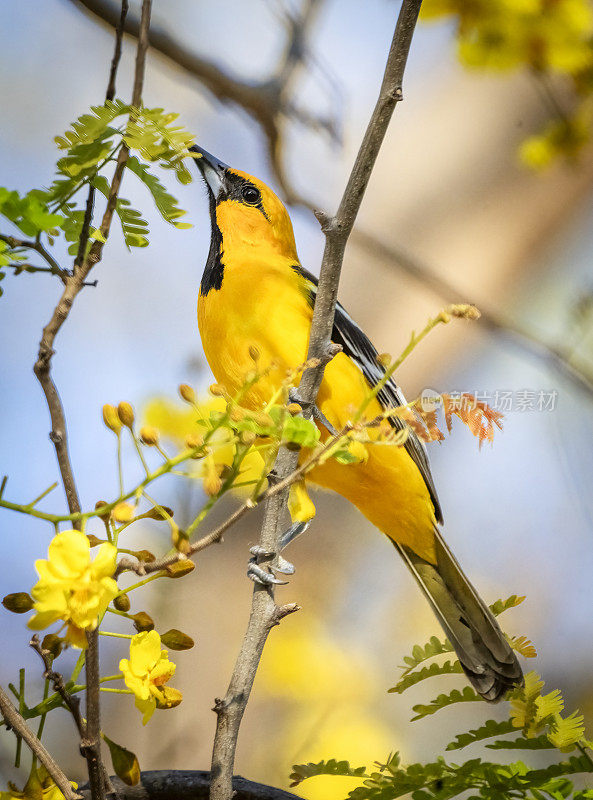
[394,530,523,702]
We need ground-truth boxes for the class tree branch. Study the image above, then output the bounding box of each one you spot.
[351,228,593,397]
[66,0,339,205]
[0,684,81,800]
[208,3,423,798]
[80,770,303,800]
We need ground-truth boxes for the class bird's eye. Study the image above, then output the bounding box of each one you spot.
[241,184,261,204]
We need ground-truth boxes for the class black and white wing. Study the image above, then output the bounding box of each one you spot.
[293,265,443,524]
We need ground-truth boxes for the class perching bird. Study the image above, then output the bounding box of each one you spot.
[190,145,523,702]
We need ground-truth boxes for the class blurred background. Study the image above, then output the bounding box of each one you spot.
[2,0,593,797]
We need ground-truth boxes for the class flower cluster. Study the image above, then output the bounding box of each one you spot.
[28,530,117,648]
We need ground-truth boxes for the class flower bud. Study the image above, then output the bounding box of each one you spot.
[2,592,34,614]
[377,352,392,369]
[138,506,174,522]
[139,426,159,446]
[449,303,480,320]
[113,593,131,612]
[133,549,156,563]
[287,402,302,415]
[103,734,140,786]
[240,430,256,445]
[209,383,225,397]
[229,407,246,422]
[185,432,204,454]
[162,559,195,578]
[131,611,154,632]
[117,402,135,428]
[94,500,110,520]
[112,502,135,523]
[160,628,194,650]
[102,404,121,433]
[42,633,64,660]
[171,526,191,554]
[155,686,183,710]
[178,384,196,404]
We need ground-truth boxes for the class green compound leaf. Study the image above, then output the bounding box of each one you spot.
[486,734,556,750]
[411,686,483,721]
[126,156,191,228]
[489,594,526,616]
[389,659,463,694]
[55,99,130,150]
[0,188,64,237]
[446,719,515,751]
[399,635,453,675]
[289,759,367,788]
[93,176,149,249]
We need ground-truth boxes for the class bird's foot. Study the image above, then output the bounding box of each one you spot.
[247,546,294,586]
[288,389,339,436]
[246,520,311,586]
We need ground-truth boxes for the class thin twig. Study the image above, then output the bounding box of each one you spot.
[352,229,593,397]
[30,635,85,737]
[0,234,68,281]
[67,0,338,205]
[208,3,423,798]
[0,684,81,800]
[24,3,151,799]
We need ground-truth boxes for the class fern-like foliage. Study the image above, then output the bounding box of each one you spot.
[289,759,367,787]
[292,596,593,799]
[54,100,129,150]
[124,107,195,183]
[0,189,64,237]
[93,176,149,249]
[125,157,192,229]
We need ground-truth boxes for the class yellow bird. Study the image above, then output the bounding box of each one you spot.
[190,145,523,702]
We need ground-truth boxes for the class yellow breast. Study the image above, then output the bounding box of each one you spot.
[198,256,312,407]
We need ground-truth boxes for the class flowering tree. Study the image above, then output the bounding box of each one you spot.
[2,3,593,800]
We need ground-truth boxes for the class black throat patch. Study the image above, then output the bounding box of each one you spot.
[201,191,224,296]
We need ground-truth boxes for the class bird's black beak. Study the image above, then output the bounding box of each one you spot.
[189,145,229,199]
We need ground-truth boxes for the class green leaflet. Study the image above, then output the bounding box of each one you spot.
[126,157,191,228]
[54,99,130,149]
[0,188,64,237]
[486,734,556,750]
[389,659,463,694]
[289,759,367,787]
[399,635,453,675]
[93,176,149,249]
[124,107,194,183]
[411,686,483,721]
[489,594,526,616]
[446,719,515,750]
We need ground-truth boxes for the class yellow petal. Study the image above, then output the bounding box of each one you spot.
[47,531,90,578]
[134,694,156,725]
[288,480,316,524]
[129,630,161,675]
[91,543,117,579]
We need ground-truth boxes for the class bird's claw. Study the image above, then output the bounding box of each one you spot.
[288,389,339,436]
[247,561,288,586]
[246,521,310,585]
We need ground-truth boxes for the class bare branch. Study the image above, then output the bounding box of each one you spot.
[80,770,303,800]
[30,635,85,737]
[352,228,593,397]
[66,0,339,204]
[208,3,423,798]
[0,684,81,800]
[0,233,68,281]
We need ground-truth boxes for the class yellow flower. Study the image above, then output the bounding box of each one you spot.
[1,766,77,800]
[119,630,181,724]
[28,530,117,648]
